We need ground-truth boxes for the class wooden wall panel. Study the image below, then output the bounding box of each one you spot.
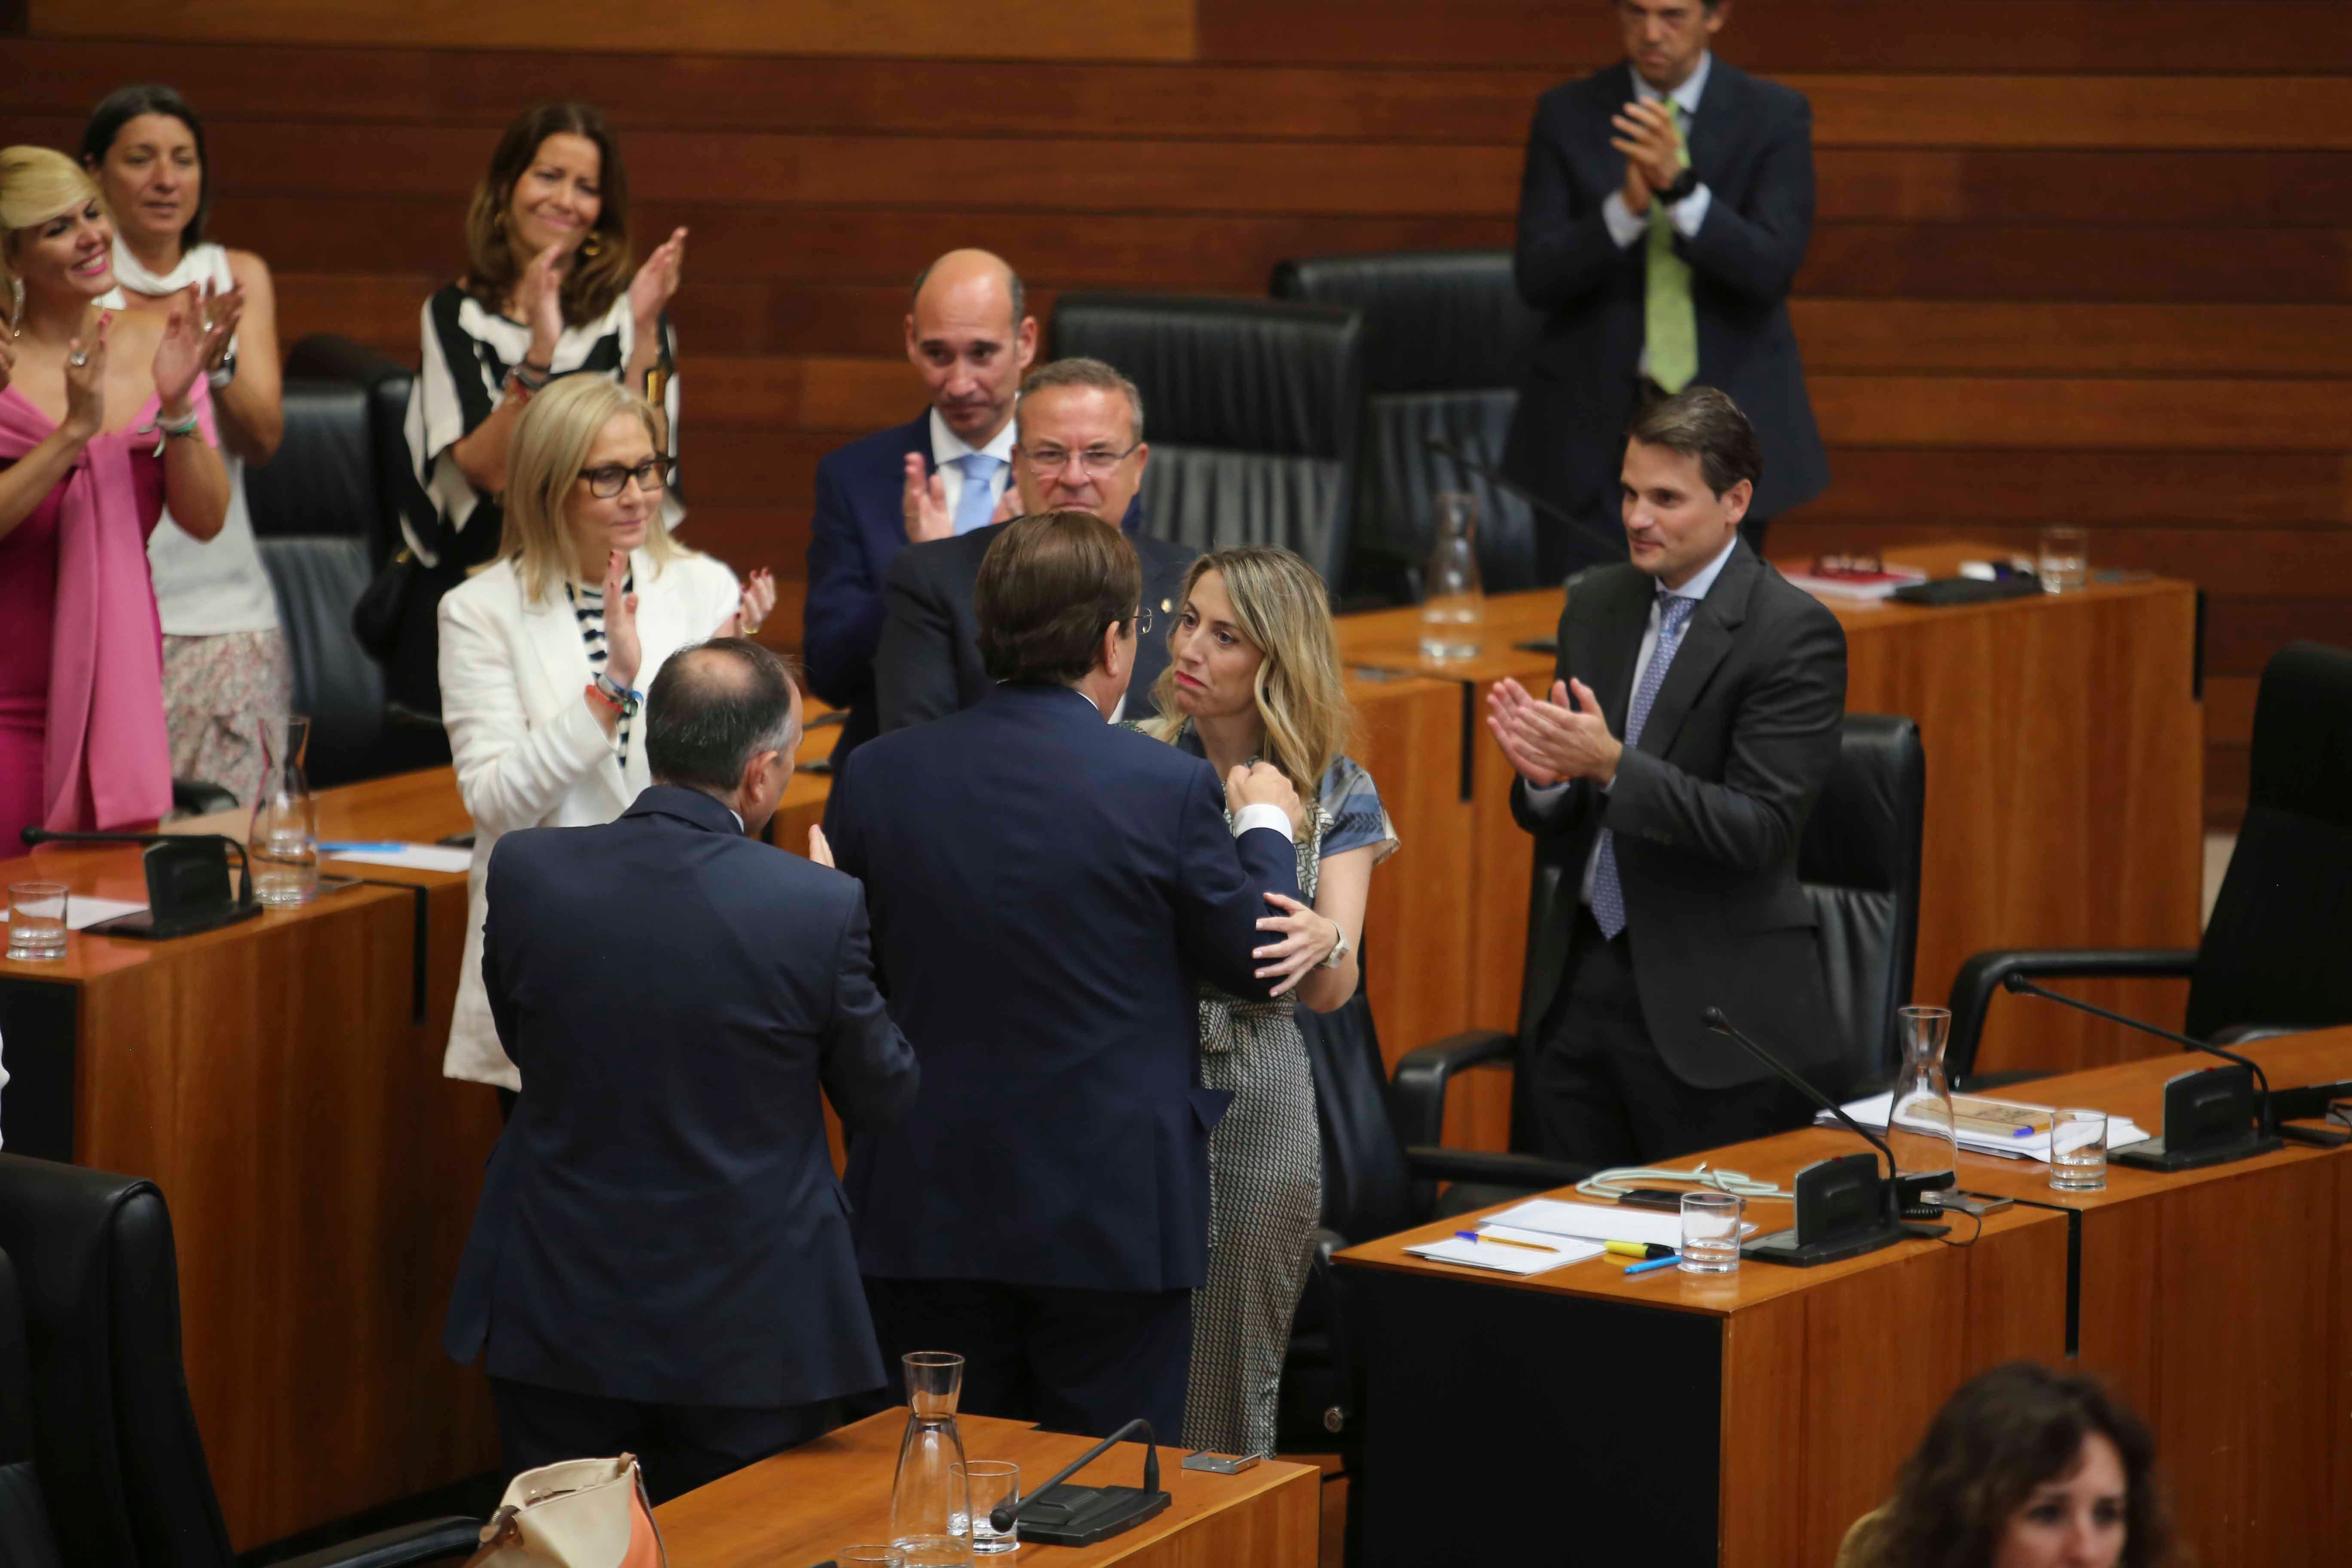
[31,0,1197,60]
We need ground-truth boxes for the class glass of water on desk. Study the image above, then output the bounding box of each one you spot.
[1419,492,1485,660]
[6,882,68,961]
[2037,526,2088,594]
[1679,1191,1743,1274]
[2050,1108,2108,1191]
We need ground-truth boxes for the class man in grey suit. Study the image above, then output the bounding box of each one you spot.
[1487,388,1845,1164]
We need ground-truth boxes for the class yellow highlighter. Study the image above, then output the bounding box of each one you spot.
[1604,1240,1678,1261]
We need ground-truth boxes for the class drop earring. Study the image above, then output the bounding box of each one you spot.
[9,275,22,337]
[581,233,603,259]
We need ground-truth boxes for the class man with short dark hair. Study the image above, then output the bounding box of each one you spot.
[1486,388,1847,1163]
[805,248,1039,779]
[445,638,917,1501]
[873,357,1195,732]
[832,512,1301,1438]
[1504,0,1828,580]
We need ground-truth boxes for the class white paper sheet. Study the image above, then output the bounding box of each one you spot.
[1402,1224,1603,1275]
[1479,1198,1756,1248]
[3,895,149,932]
[319,843,474,874]
[1820,1093,2150,1165]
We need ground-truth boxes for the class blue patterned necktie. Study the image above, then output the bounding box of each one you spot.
[950,452,1004,536]
[1589,592,1699,939]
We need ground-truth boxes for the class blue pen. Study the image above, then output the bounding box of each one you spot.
[320,841,407,852]
[1622,1253,1682,1276]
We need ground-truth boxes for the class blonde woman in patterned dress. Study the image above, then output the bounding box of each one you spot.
[1134,545,1399,1458]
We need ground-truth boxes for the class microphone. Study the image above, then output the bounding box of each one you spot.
[1998,972,2286,1168]
[987,1418,1168,1547]
[1700,1005,1932,1266]
[20,827,261,939]
[1421,437,1626,557]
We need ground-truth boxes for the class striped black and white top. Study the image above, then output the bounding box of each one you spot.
[401,283,683,567]
[566,571,634,767]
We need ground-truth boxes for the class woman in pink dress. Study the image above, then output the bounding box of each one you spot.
[2,146,230,843]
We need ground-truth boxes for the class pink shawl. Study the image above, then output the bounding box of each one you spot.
[0,381,215,833]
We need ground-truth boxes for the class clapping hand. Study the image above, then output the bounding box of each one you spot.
[519,241,566,356]
[61,313,111,440]
[901,453,952,543]
[721,567,776,637]
[807,826,834,869]
[201,279,245,372]
[151,287,230,416]
[601,548,643,690]
[628,226,688,331]
[1610,98,1682,216]
[1486,676,1623,787]
[1255,891,1341,996]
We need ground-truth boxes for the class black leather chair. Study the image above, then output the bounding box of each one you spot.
[247,336,447,787]
[1271,251,1545,599]
[0,1254,66,1566]
[1947,641,2352,1080]
[1396,714,1928,1188]
[1046,294,1365,588]
[0,1155,480,1568]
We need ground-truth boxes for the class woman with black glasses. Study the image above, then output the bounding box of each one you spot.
[436,375,771,1109]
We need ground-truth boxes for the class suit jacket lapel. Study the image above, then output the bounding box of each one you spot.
[1637,544,1756,762]
[1566,568,1652,732]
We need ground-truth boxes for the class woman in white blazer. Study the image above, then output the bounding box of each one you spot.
[439,375,774,1098]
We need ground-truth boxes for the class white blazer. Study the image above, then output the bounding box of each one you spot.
[438,547,741,1088]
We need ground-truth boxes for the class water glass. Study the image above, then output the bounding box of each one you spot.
[955,1460,1022,1554]
[2037,526,2088,594]
[1678,1191,1743,1274]
[1419,491,1485,660]
[6,882,68,960]
[2050,1107,2109,1191]
[837,1548,906,1568]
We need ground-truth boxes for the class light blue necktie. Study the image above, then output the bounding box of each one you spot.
[1589,592,1699,939]
[950,453,1004,536]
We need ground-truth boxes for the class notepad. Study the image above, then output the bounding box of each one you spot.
[1480,1198,1756,1248]
[320,844,474,874]
[1402,1225,1603,1275]
[1821,1093,2149,1165]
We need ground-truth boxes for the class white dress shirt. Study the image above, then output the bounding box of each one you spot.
[1521,531,1740,903]
[928,406,1019,524]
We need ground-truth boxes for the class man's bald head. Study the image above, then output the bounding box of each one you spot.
[905,247,1039,445]
[645,639,803,832]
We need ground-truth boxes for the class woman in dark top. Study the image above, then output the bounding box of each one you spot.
[392,100,692,713]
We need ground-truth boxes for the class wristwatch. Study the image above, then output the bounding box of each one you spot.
[592,671,643,718]
[206,345,238,390]
[1656,167,1700,205]
[1318,922,1353,971]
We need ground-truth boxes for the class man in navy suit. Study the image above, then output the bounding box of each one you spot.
[1504,0,1828,582]
[445,639,918,1502]
[874,357,1194,732]
[831,511,1302,1439]
[803,248,1039,777]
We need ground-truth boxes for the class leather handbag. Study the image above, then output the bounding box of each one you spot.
[350,544,419,663]
[463,1455,668,1568]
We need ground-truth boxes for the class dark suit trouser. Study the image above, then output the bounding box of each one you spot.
[489,1378,839,1505]
[1531,906,1813,1167]
[864,1277,1193,1440]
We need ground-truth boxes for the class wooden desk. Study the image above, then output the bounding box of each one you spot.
[1335,542,2205,1081]
[1940,1030,2352,1568]
[656,1409,1318,1568]
[1335,1133,2070,1568]
[0,769,498,1549]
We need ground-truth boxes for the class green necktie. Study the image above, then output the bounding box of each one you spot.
[1644,100,1698,394]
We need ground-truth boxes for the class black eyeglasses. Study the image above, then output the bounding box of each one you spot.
[578,459,674,498]
[1130,604,1154,636]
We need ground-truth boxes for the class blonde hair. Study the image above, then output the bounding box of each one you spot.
[1,147,108,319]
[1145,546,1354,797]
[497,376,680,604]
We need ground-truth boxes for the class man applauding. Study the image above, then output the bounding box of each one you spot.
[831,511,1300,1439]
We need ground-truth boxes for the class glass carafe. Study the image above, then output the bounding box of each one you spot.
[1886,1005,1958,1206]
[890,1351,971,1568]
[247,714,318,906]
[1419,491,1485,660]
